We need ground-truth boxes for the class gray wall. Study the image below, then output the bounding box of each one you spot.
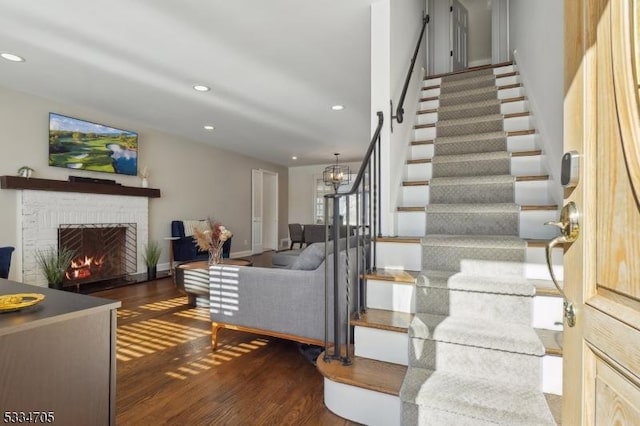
[509,0,564,203]
[0,85,288,275]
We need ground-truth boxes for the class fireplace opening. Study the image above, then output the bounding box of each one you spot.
[58,223,137,289]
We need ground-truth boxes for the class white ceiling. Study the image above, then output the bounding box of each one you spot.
[0,0,375,166]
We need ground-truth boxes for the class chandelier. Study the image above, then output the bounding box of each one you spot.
[323,153,350,192]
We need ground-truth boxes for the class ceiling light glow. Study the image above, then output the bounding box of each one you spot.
[1,52,25,62]
[331,105,345,111]
[291,156,297,160]
[193,85,210,92]
[204,125,215,130]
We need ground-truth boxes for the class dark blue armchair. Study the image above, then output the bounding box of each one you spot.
[171,221,231,262]
[0,246,15,279]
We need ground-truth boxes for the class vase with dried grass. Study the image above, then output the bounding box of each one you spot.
[193,219,233,265]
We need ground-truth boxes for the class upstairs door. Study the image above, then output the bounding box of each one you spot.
[563,0,640,423]
[451,0,468,71]
[251,169,263,254]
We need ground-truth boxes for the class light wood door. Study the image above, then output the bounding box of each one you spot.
[564,0,640,424]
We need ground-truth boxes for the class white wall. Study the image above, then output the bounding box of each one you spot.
[0,86,288,280]
[371,0,425,235]
[509,0,564,203]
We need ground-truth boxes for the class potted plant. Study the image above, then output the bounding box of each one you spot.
[143,241,162,280]
[34,247,76,290]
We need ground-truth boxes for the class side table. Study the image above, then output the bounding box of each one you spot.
[163,236,180,276]
[174,259,252,307]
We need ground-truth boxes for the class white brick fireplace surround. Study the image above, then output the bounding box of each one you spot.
[18,190,149,287]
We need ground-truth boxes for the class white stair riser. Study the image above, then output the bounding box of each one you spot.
[352,324,563,395]
[419,86,525,110]
[423,65,516,87]
[411,133,537,157]
[414,115,532,140]
[396,210,559,240]
[533,296,564,331]
[409,338,543,389]
[324,379,401,426]
[543,355,563,395]
[375,243,563,281]
[354,326,408,365]
[422,76,519,98]
[416,100,529,125]
[406,156,545,180]
[402,180,554,206]
[367,279,415,313]
[366,280,563,327]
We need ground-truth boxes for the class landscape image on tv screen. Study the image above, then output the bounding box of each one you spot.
[48,113,138,176]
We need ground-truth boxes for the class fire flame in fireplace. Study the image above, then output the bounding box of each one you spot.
[66,255,106,280]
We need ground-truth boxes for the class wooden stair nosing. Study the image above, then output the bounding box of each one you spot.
[420,83,523,102]
[397,204,557,212]
[423,61,514,80]
[407,150,542,164]
[423,71,519,90]
[414,111,531,129]
[402,175,550,186]
[316,353,407,396]
[352,308,413,333]
[417,96,527,115]
[364,269,419,284]
[536,328,563,356]
[411,129,536,146]
[375,236,549,248]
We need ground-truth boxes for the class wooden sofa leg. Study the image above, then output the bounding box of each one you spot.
[211,323,221,351]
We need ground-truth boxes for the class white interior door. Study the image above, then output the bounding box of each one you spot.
[451,0,468,71]
[262,171,278,251]
[251,169,263,254]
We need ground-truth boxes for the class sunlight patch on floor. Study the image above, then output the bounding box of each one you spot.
[173,307,210,322]
[116,318,209,361]
[139,296,188,311]
[164,338,271,380]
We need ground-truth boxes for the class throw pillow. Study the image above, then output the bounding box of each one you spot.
[290,243,326,270]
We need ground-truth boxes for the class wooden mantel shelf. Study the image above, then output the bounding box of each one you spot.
[0,175,161,198]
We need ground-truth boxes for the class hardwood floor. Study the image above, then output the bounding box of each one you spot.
[94,263,359,425]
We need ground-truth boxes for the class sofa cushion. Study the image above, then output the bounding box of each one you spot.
[290,243,326,270]
[271,249,304,268]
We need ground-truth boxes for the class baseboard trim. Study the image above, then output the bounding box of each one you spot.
[231,250,253,259]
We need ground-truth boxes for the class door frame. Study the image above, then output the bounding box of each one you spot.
[251,169,279,254]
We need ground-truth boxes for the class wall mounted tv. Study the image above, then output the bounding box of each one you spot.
[48,113,138,176]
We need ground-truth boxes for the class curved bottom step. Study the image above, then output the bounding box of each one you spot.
[324,379,401,426]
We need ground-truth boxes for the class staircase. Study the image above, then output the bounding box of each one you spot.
[318,63,564,425]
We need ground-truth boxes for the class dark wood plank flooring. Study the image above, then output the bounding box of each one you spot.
[94,255,359,425]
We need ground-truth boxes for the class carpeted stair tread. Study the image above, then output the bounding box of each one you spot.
[438,87,498,107]
[431,151,512,178]
[400,368,556,425]
[434,130,506,145]
[439,77,497,94]
[438,98,501,113]
[429,174,516,204]
[421,234,526,250]
[417,270,534,296]
[440,67,494,82]
[425,203,520,235]
[409,314,545,356]
[436,114,504,138]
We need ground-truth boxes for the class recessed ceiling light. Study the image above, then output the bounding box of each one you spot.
[1,52,25,62]
[331,105,345,111]
[291,156,298,160]
[193,85,210,92]
[204,125,215,131]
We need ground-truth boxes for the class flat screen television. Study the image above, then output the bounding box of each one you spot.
[48,112,138,176]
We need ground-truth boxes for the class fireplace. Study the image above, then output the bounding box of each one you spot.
[58,223,137,289]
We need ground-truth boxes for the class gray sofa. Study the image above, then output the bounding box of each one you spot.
[208,238,362,349]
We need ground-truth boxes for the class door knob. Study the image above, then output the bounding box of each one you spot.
[544,202,579,327]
